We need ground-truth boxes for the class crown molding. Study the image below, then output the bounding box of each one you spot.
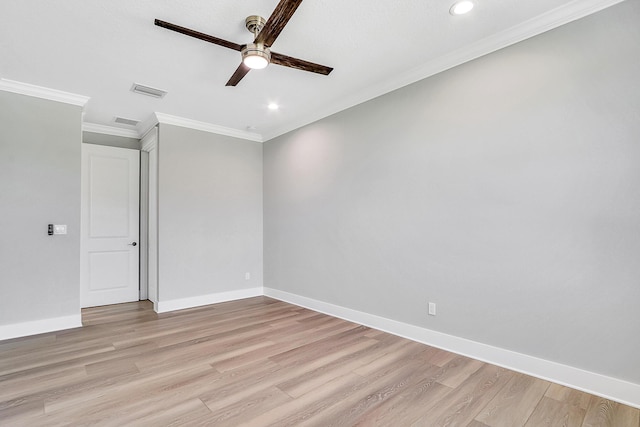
[141,127,158,152]
[82,122,140,139]
[262,0,626,141]
[136,113,160,141]
[0,78,89,107]
[154,112,264,143]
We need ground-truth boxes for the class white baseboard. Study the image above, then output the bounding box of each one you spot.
[3,288,638,408]
[263,287,640,409]
[155,287,263,314]
[0,314,82,341]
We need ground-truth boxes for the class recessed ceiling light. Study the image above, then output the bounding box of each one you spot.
[450,0,474,15]
[268,103,279,110]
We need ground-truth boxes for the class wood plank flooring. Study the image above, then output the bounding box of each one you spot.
[0,297,638,426]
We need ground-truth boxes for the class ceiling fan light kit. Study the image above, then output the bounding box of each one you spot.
[242,43,271,69]
[155,0,333,86]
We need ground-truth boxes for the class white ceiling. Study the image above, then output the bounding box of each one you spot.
[0,0,624,141]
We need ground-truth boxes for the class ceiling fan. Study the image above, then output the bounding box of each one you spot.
[155,0,333,86]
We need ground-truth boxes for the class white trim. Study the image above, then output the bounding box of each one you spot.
[137,114,161,140]
[3,286,638,408]
[261,0,625,141]
[155,287,263,314]
[139,151,149,302]
[141,126,158,152]
[0,78,89,107]
[154,112,263,143]
[263,287,640,409]
[143,131,159,306]
[82,122,140,139]
[0,315,82,341]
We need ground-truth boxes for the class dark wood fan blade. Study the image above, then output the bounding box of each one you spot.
[270,52,333,75]
[254,0,303,47]
[225,63,251,86]
[155,19,243,51]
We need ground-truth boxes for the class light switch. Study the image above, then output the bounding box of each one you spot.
[53,225,67,235]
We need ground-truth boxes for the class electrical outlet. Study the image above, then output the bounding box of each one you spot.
[245,272,251,280]
[428,302,437,316]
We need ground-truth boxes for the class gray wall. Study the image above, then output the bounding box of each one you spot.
[263,1,640,384]
[157,124,263,301]
[0,91,82,324]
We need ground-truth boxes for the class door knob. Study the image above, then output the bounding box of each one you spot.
[129,242,137,246]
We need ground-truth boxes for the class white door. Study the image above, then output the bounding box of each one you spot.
[81,144,140,308]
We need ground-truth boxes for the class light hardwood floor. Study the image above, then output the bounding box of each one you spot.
[1,297,638,426]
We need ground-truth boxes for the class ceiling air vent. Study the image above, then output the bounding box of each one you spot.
[114,116,140,127]
[130,83,167,99]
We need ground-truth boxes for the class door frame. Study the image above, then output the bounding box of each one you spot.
[139,149,149,301]
[141,127,159,308]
